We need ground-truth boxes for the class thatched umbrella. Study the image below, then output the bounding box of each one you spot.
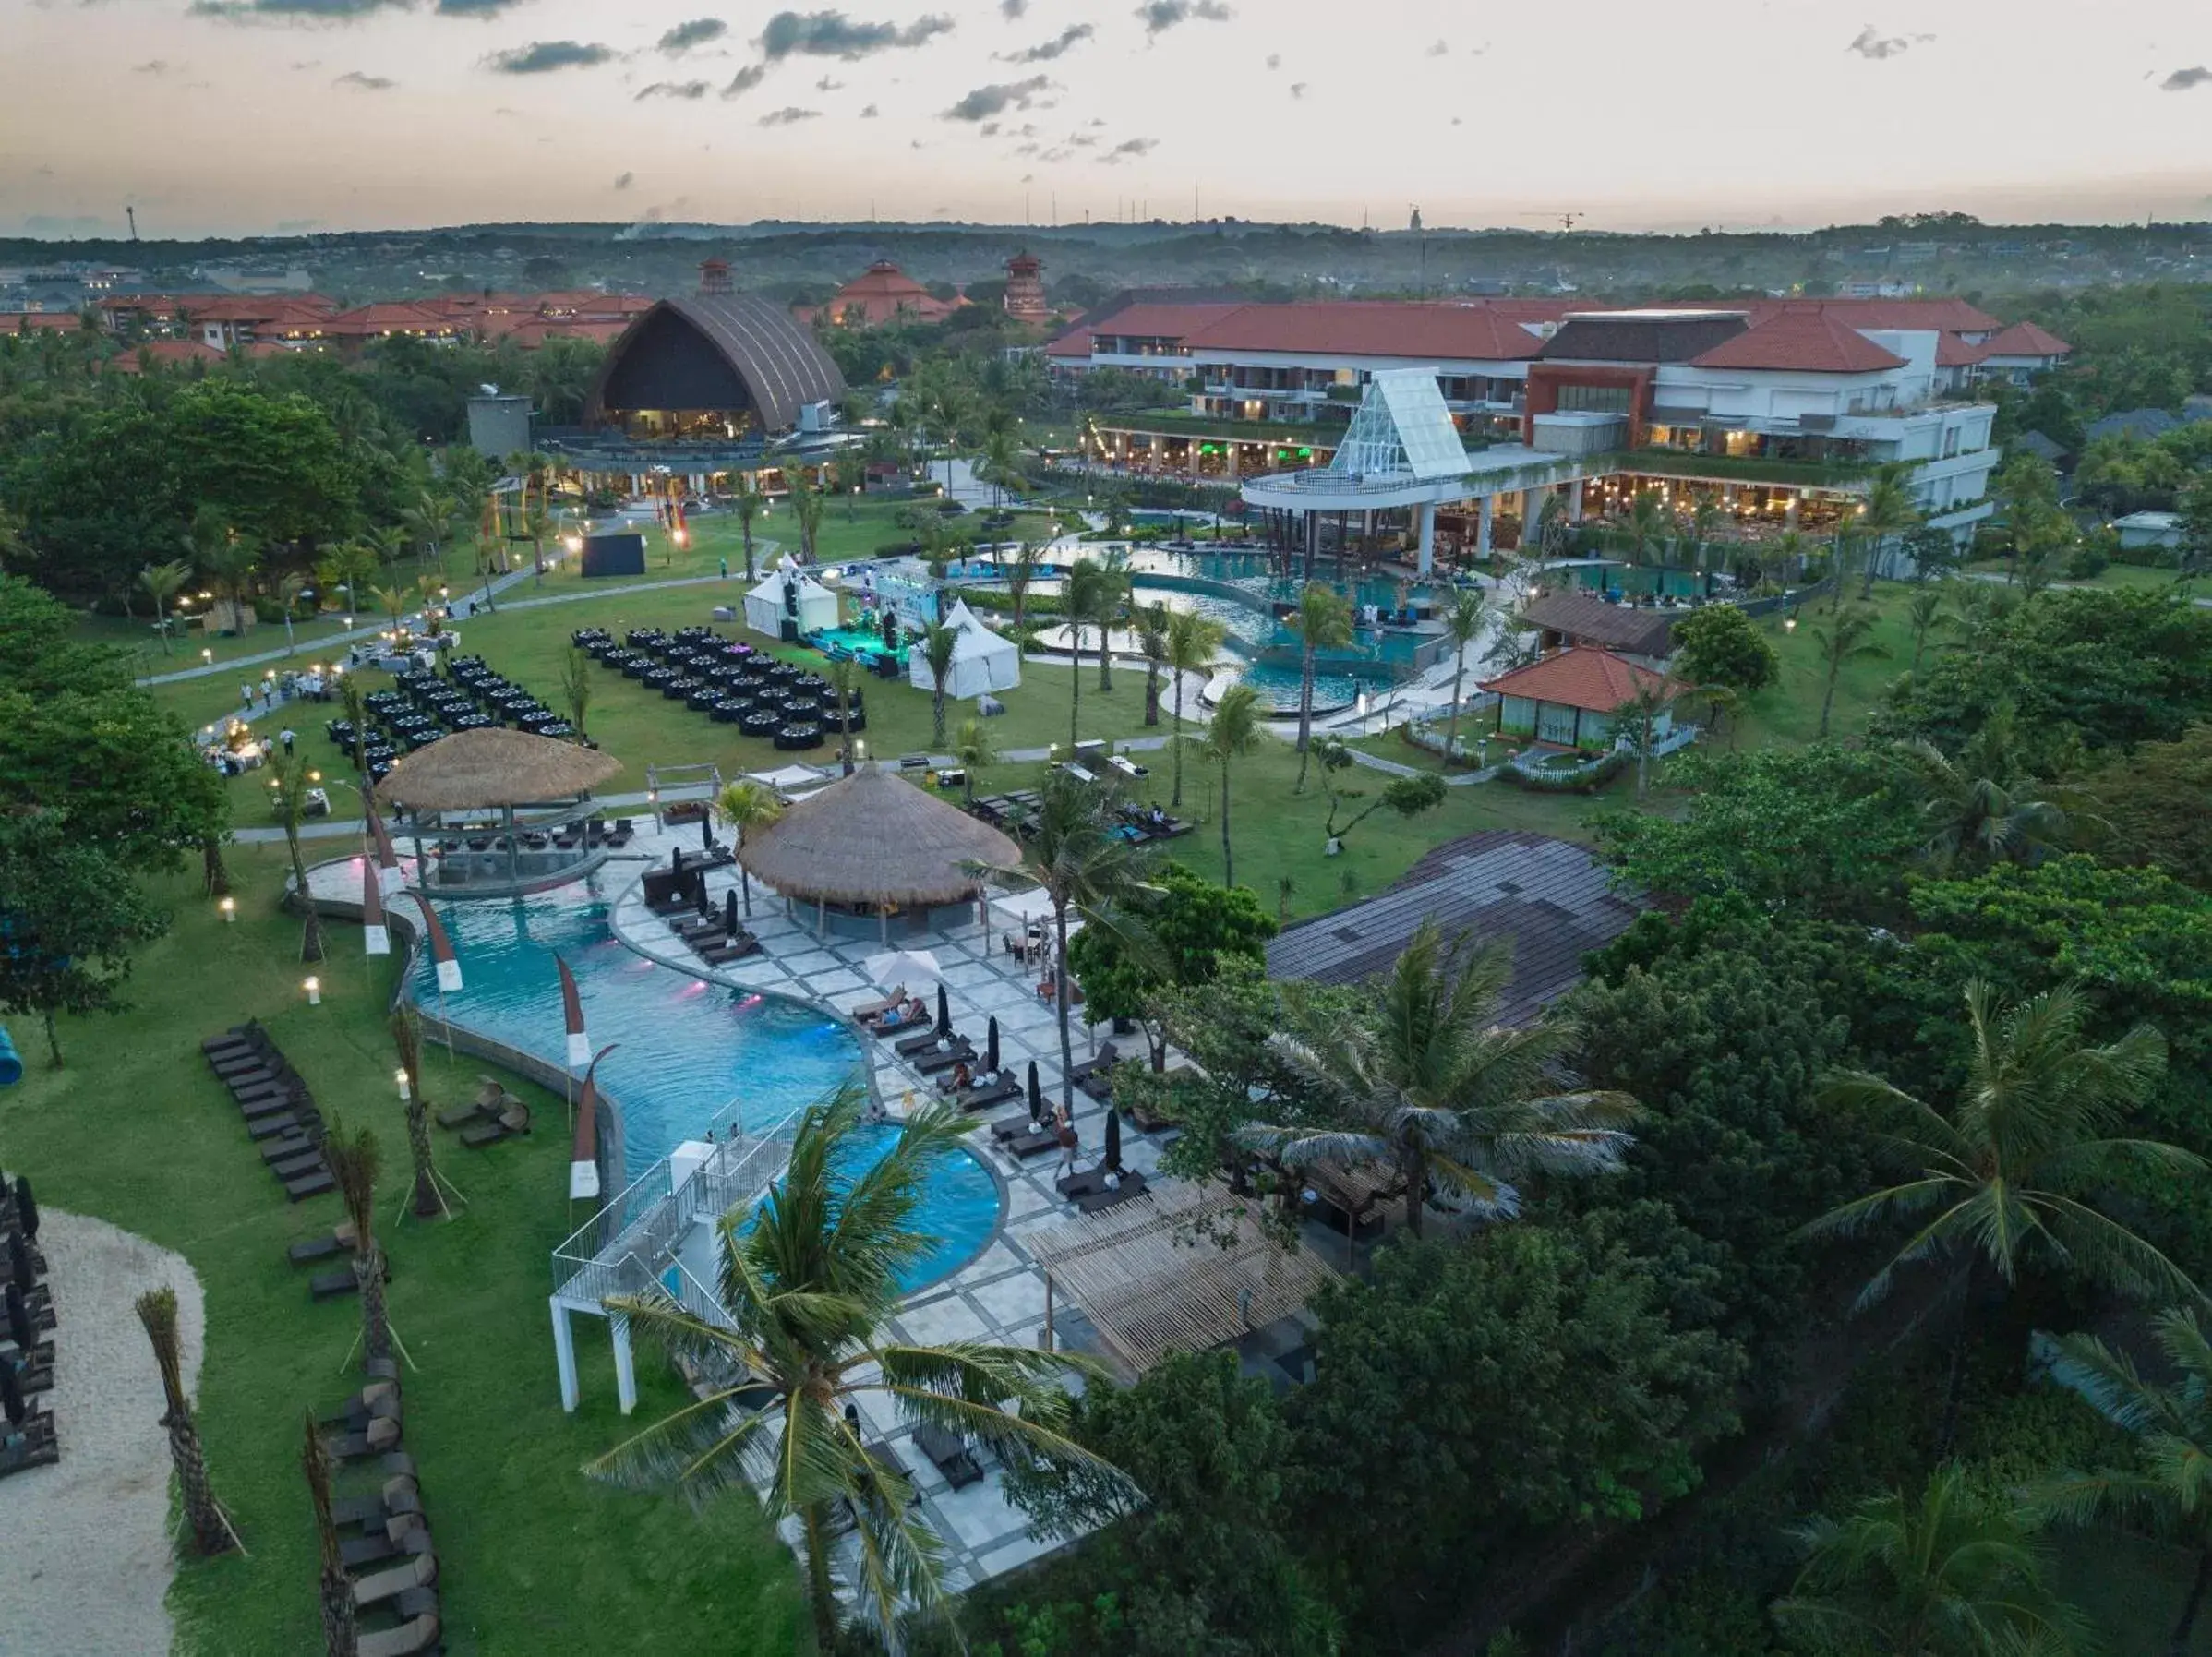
[725,889,739,936]
[373,725,619,812]
[935,983,951,1038]
[1027,1061,1043,1126]
[1103,1107,1123,1174]
[735,766,1017,936]
[985,1017,1000,1076]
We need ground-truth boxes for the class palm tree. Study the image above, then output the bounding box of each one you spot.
[138,558,190,654]
[588,1092,1116,1651]
[368,583,408,634]
[322,1118,392,1370]
[390,1007,446,1220]
[1250,920,1636,1239]
[1287,582,1354,791]
[302,1413,358,1657]
[715,780,786,918]
[1905,582,1954,677]
[1615,682,1675,800]
[195,529,261,636]
[559,645,593,741]
[824,656,860,776]
[1773,1467,2083,1656]
[1623,489,1671,570]
[952,717,997,808]
[135,1287,234,1556]
[2035,1306,2212,1656]
[1533,488,1571,558]
[1005,543,1040,629]
[1808,980,2199,1450]
[1857,463,1922,598]
[1894,713,2083,871]
[274,571,309,654]
[789,465,825,565]
[1192,682,1264,888]
[1164,609,1227,808]
[920,621,958,747]
[735,474,765,581]
[1063,558,1112,752]
[268,752,327,964]
[832,448,867,519]
[1809,605,1888,739]
[980,427,1020,510]
[974,774,1154,1112]
[314,542,376,620]
[398,490,451,575]
[1438,590,1486,770]
[523,499,552,585]
[1135,602,1169,727]
[1092,549,1131,693]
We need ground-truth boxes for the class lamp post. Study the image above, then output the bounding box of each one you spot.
[304,976,321,1007]
[394,1066,411,1104]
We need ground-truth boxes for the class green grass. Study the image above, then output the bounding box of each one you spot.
[1722,585,1925,750]
[0,845,807,1656]
[1961,558,2200,594]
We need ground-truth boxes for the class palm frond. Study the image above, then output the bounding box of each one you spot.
[583,1386,778,1500]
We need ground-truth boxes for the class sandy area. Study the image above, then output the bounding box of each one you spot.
[0,1209,206,1657]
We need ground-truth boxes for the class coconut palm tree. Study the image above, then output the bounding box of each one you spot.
[1905,582,1954,677]
[588,1091,1118,1651]
[1249,920,1636,1239]
[398,490,451,575]
[1623,489,1671,570]
[970,772,1156,1113]
[274,571,310,654]
[1164,609,1227,809]
[1615,682,1675,800]
[1533,488,1571,558]
[322,1118,392,1370]
[2034,1306,2212,1656]
[715,780,786,919]
[1438,589,1486,770]
[952,717,997,808]
[824,656,860,776]
[1809,980,2199,1451]
[1135,602,1169,726]
[1893,711,2085,871]
[833,448,867,520]
[314,542,376,620]
[368,583,408,634]
[980,427,1021,510]
[1063,557,1112,752]
[1092,549,1132,694]
[1773,1467,2083,1656]
[267,752,327,964]
[138,558,190,654]
[920,621,958,747]
[302,1413,358,1657]
[559,645,593,741]
[135,1286,234,1556]
[1192,682,1264,889]
[1287,582,1354,791]
[735,474,765,581]
[1005,543,1041,629]
[1857,463,1922,598]
[390,1007,446,1220]
[789,465,825,565]
[1809,605,1888,739]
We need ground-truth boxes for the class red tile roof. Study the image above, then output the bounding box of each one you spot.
[0,311,86,334]
[1978,320,2070,358]
[1183,301,1547,361]
[1754,296,2002,332]
[1934,333,1989,367]
[1689,308,1907,373]
[321,301,460,336]
[1480,647,1677,714]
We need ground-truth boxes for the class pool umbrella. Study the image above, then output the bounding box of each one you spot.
[985,1017,1000,1076]
[672,847,686,873]
[1103,1107,1123,1175]
[725,889,739,937]
[6,1233,29,1292]
[0,1358,22,1430]
[700,810,715,853]
[935,983,951,1037]
[1026,1062,1042,1126]
[5,1282,30,1352]
[12,1177,34,1243]
[863,949,943,991]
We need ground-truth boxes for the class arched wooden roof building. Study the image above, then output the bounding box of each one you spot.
[582,291,846,435]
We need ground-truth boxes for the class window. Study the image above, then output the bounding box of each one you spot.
[1556,383,1632,415]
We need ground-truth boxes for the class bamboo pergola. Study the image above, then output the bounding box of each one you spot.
[1028,1182,1336,1375]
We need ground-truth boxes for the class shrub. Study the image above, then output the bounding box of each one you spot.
[1497,750,1629,793]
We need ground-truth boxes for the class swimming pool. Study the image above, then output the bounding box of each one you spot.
[404,874,1002,1291]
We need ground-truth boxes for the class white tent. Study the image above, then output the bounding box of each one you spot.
[908,598,1022,700]
[744,570,839,641]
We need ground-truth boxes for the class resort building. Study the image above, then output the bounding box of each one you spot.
[793,261,959,330]
[1003,250,1050,322]
[1061,293,2064,550]
[1479,648,1678,751]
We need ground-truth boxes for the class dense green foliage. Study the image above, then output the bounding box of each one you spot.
[1064,860,1276,1065]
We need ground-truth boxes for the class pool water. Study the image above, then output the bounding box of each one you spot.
[405,875,1001,1291]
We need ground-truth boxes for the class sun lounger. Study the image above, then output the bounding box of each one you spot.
[460,1101,530,1150]
[849,987,905,1023]
[284,1168,336,1202]
[310,1267,361,1302]
[956,1075,1022,1113]
[1064,1044,1119,1087]
[331,1475,421,1531]
[1076,1068,1116,1104]
[0,1416,60,1479]
[353,1549,438,1612]
[327,1414,404,1461]
[201,1024,264,1054]
[356,1613,441,1657]
[287,1222,355,1266]
[913,1423,983,1489]
[910,1041,975,1077]
[696,935,761,967]
[1073,1170,1149,1214]
[894,1027,955,1059]
[340,1516,428,1572]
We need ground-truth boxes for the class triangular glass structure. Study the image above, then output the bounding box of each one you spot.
[1325,367,1469,482]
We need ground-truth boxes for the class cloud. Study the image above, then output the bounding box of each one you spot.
[658,17,726,54]
[484,39,615,72]
[1098,136,1155,162]
[1000,0,1024,14]
[722,62,768,96]
[1135,0,1229,36]
[332,68,395,88]
[759,10,955,62]
[613,171,633,189]
[1846,24,1919,60]
[132,59,171,73]
[435,0,526,15]
[1289,80,1305,98]
[2162,66,2212,90]
[757,104,822,125]
[998,22,1090,62]
[637,78,709,99]
[943,73,1050,120]
[1264,52,1278,68]
[815,74,844,90]
[188,0,404,17]
[1424,38,1447,55]
[860,102,879,115]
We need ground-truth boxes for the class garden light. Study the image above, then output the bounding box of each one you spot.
[219,896,235,924]
[303,976,322,1006]
[394,1066,411,1102]
[200,648,213,666]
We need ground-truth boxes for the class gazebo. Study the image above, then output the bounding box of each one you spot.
[736,764,1018,939]
[375,727,623,898]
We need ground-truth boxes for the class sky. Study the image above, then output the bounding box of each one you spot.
[5,0,2212,240]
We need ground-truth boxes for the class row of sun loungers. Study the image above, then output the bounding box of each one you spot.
[320,1362,441,1656]
[201,1024,335,1201]
[436,1077,533,1150]
[0,1173,57,1480]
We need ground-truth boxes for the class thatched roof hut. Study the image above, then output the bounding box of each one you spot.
[375,727,621,812]
[737,766,1017,908]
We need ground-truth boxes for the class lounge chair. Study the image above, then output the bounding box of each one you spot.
[260,1132,319,1165]
[460,1100,530,1150]
[356,1612,441,1657]
[910,1040,975,1077]
[318,1381,402,1430]
[340,1514,427,1572]
[331,1475,421,1531]
[436,1078,515,1132]
[309,1267,366,1302]
[201,1023,264,1055]
[287,1222,357,1266]
[1076,1067,1116,1105]
[1064,1044,1119,1087]
[326,1413,404,1461]
[247,1111,310,1144]
[913,1423,984,1489]
[1058,1162,1148,1203]
[352,1549,438,1612]
[849,986,905,1023]
[0,1415,60,1479]
[1071,1170,1149,1214]
[894,1026,955,1059]
[696,934,761,967]
[284,1168,336,1201]
[955,1074,1022,1113]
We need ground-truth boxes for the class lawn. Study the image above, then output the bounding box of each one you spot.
[1961,558,2199,594]
[0,844,808,1655]
[1717,584,1926,751]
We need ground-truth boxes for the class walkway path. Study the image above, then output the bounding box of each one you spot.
[1961,569,2211,607]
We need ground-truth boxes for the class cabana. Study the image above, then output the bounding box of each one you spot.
[375,727,622,898]
[744,568,838,642]
[1027,1182,1336,1376]
[908,598,1021,700]
[736,764,1018,940]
